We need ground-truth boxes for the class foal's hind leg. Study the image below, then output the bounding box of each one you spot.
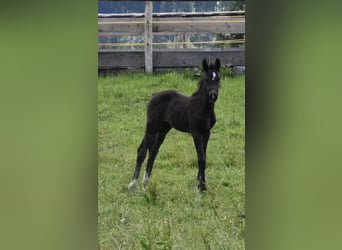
[128,132,154,190]
[142,124,171,188]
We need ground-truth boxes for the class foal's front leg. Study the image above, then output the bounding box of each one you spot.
[192,132,207,192]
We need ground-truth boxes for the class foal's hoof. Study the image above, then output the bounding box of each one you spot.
[197,182,207,192]
[142,174,149,191]
[142,182,148,191]
[128,179,138,191]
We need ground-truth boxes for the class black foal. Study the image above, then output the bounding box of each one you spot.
[129,58,221,192]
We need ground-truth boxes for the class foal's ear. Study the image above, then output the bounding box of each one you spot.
[215,58,221,71]
[202,59,209,72]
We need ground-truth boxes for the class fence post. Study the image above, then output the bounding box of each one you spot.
[144,1,153,73]
[183,33,188,49]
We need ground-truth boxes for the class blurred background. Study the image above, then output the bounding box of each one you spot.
[1,0,342,249]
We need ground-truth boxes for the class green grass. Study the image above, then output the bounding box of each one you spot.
[98,71,245,249]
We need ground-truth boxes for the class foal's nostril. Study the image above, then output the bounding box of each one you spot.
[208,89,218,102]
[210,94,217,102]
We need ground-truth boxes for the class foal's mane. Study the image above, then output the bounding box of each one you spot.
[191,63,216,96]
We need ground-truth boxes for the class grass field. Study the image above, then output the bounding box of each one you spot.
[98,71,245,249]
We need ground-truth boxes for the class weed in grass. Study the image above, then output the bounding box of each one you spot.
[144,181,157,205]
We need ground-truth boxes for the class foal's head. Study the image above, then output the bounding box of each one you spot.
[201,58,221,103]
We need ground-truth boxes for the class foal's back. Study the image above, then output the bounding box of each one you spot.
[147,90,191,132]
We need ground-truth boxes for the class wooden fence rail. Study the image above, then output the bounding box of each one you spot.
[98,3,245,73]
[99,48,244,70]
[98,12,245,36]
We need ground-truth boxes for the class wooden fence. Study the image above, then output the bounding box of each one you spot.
[98,2,245,72]
[99,48,244,69]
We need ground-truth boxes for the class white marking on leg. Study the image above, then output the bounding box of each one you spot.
[142,172,149,188]
[128,179,138,191]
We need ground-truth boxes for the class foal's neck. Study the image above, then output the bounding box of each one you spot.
[197,86,214,112]
[191,79,215,113]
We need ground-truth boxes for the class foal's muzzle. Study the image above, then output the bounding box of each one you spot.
[208,88,218,103]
